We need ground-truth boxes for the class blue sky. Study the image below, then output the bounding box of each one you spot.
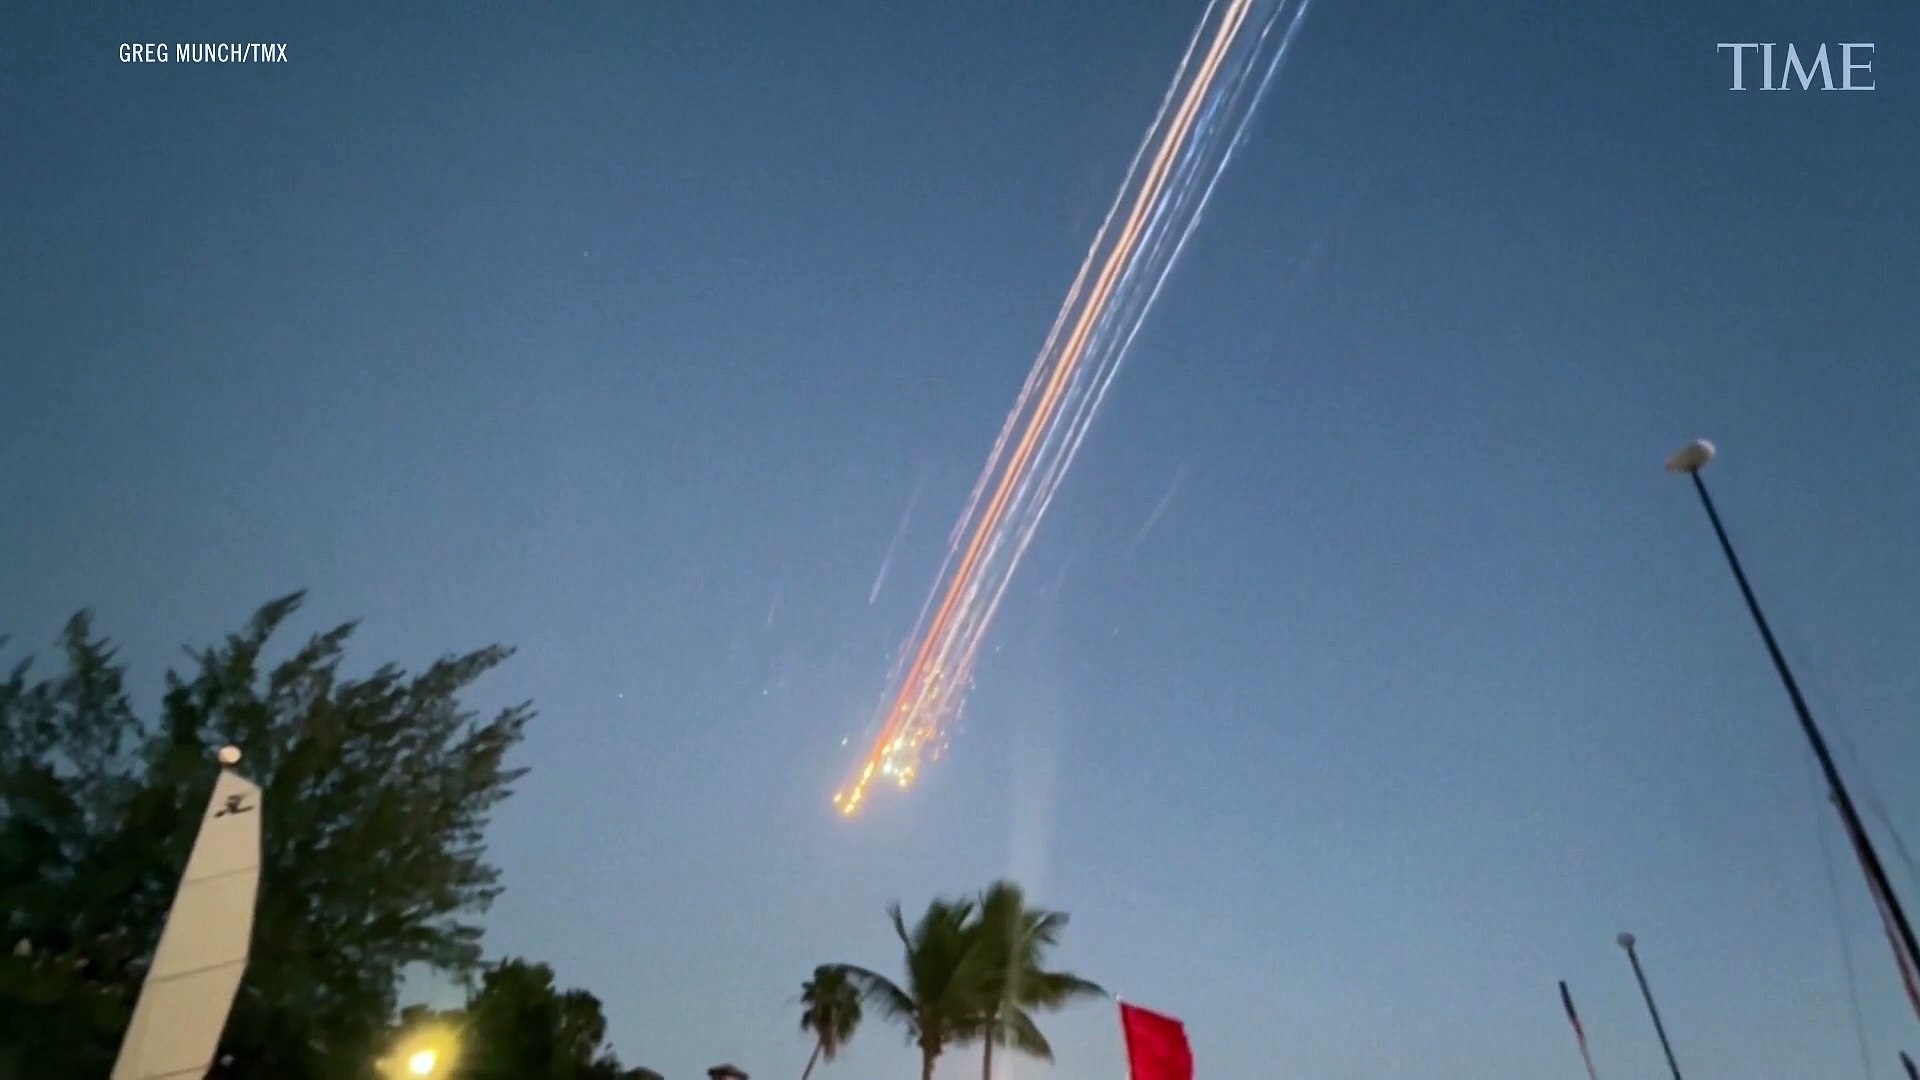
[5,0,1919,1076]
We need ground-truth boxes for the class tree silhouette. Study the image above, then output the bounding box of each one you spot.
[2,595,531,1078]
[797,964,863,1079]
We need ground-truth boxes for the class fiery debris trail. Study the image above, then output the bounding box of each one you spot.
[835,0,1316,817]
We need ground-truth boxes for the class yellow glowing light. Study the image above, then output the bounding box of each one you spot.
[380,1023,459,1078]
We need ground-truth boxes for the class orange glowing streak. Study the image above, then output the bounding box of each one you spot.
[838,0,1256,814]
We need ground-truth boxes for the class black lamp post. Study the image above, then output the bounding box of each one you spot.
[1616,932,1682,1080]
[1666,440,1920,1000]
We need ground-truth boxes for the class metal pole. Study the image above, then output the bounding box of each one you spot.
[1618,933,1682,1080]
[1558,980,1602,1080]
[1685,470,1920,982]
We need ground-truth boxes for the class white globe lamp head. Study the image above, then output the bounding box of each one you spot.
[1665,439,1715,474]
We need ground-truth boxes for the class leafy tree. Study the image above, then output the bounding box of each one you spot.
[395,958,659,1080]
[0,595,533,1079]
[827,897,990,1080]
[968,880,1104,1080]
[0,937,124,1080]
[796,964,863,1079]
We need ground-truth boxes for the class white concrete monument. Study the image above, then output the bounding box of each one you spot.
[110,747,262,1080]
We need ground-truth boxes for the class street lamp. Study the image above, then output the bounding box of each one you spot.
[1666,439,1920,1001]
[377,1025,460,1079]
[1617,932,1682,1080]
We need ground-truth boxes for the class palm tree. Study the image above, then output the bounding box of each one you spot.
[968,881,1105,1080]
[797,965,862,1080]
[824,898,992,1080]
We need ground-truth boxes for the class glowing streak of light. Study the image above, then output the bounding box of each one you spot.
[835,0,1315,817]
[869,472,926,605]
[1126,465,1191,557]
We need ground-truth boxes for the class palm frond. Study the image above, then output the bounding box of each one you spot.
[1024,909,1069,948]
[887,901,912,950]
[826,963,915,1026]
[1024,969,1105,1008]
[995,1005,1054,1060]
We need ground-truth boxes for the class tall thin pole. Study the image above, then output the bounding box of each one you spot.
[1617,933,1682,1080]
[1558,980,1602,1080]
[1680,459,1920,995]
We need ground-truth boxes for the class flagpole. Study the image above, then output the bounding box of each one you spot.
[1666,440,1920,1011]
[1616,933,1682,1080]
[1557,980,1601,1080]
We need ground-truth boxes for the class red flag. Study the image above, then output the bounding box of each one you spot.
[1120,1002,1193,1080]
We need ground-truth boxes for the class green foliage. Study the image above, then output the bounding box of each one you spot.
[968,880,1105,1080]
[395,958,659,1080]
[797,964,863,1078]
[823,881,1102,1080]
[0,594,534,1078]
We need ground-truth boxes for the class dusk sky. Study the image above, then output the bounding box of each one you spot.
[5,0,1919,1077]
